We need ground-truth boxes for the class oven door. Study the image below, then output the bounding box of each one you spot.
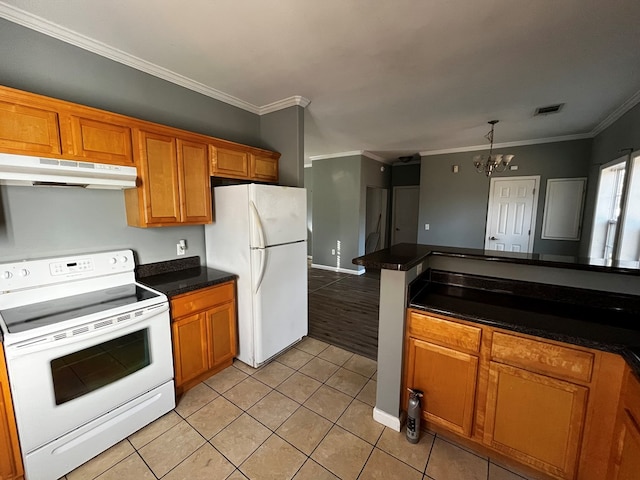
[4,303,173,454]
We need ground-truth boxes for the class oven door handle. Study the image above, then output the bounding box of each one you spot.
[4,303,169,357]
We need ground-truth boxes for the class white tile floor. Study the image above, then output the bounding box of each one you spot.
[62,337,537,480]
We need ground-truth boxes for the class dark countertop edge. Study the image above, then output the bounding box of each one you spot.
[353,244,640,276]
[137,267,237,299]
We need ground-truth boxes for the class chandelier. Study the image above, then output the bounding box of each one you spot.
[472,120,514,177]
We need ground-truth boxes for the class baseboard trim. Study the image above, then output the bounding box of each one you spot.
[373,407,401,431]
[311,263,365,275]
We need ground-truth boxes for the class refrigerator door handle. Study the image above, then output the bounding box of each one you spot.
[254,248,267,294]
[250,201,267,248]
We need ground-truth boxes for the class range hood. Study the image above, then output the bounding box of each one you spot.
[0,153,137,189]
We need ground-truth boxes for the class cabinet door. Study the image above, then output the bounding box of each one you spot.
[0,346,24,480]
[139,131,180,225]
[610,411,640,480]
[250,153,278,183]
[177,139,211,224]
[207,301,237,368]
[172,312,210,388]
[405,337,478,436]
[0,99,61,155]
[210,146,249,178]
[484,362,588,480]
[63,113,133,165]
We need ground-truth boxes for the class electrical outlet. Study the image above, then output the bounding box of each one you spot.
[331,249,336,255]
[177,239,186,256]
[424,224,430,230]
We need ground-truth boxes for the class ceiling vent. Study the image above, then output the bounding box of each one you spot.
[534,103,565,116]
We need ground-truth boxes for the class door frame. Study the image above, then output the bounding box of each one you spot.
[392,185,420,245]
[484,175,540,253]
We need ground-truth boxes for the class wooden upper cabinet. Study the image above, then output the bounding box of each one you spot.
[125,130,212,227]
[59,111,133,165]
[138,130,181,225]
[210,146,249,179]
[210,144,280,183]
[483,362,588,480]
[250,153,279,183]
[0,98,61,155]
[0,344,24,480]
[177,139,211,224]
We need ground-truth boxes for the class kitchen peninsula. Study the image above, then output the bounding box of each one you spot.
[354,244,640,480]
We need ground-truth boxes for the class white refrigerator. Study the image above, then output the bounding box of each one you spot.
[204,183,308,367]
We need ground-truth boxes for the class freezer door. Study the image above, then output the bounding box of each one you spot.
[249,184,307,247]
[251,241,308,365]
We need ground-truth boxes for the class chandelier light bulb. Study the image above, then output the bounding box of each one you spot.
[473,120,515,177]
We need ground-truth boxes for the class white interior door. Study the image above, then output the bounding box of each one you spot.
[485,176,539,252]
[392,186,420,244]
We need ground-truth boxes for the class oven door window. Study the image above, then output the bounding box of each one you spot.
[50,329,151,405]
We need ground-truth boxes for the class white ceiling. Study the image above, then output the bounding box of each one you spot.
[2,0,640,164]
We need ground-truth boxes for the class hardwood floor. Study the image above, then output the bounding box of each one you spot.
[308,266,380,360]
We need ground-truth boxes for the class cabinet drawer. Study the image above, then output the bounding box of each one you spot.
[408,311,481,353]
[171,282,234,318]
[491,332,594,383]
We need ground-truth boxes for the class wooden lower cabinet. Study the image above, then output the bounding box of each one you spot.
[483,362,588,479]
[404,308,625,480]
[171,282,237,395]
[405,337,478,436]
[0,345,24,480]
[607,368,640,480]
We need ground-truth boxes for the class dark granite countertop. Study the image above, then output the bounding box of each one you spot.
[353,243,640,275]
[410,270,640,377]
[136,256,237,298]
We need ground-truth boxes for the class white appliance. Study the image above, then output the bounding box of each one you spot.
[0,152,137,189]
[0,250,175,480]
[205,184,308,367]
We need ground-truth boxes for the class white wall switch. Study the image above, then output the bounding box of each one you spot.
[424,224,430,230]
[452,165,459,173]
[177,239,186,256]
[331,248,336,255]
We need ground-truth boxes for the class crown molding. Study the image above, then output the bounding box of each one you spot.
[591,88,640,136]
[309,150,388,162]
[419,133,593,157]
[0,3,309,116]
[260,96,311,115]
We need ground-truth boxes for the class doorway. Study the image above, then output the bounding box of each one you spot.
[485,176,539,252]
[392,186,420,245]
[365,187,388,253]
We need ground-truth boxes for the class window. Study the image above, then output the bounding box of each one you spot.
[590,152,640,261]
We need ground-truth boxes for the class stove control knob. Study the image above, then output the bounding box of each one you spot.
[120,256,128,263]
[2,271,12,279]
[19,269,29,277]
[110,257,117,265]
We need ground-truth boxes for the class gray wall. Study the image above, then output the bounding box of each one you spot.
[359,158,391,255]
[0,19,298,265]
[304,166,313,255]
[311,156,361,271]
[580,102,640,256]
[260,106,305,187]
[311,155,390,271]
[418,139,592,255]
